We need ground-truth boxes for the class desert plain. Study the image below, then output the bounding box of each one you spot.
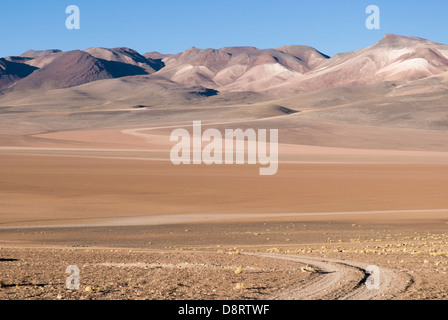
[1,102,448,300]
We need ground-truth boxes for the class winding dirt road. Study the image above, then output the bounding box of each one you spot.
[245,253,413,300]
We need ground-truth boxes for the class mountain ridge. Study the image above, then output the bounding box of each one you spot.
[2,34,447,96]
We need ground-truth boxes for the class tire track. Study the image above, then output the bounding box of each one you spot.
[245,253,412,300]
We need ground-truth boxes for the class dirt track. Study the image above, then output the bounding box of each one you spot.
[249,253,412,300]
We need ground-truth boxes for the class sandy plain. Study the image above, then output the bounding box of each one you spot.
[1,104,448,300]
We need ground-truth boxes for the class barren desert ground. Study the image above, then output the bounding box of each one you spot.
[1,107,448,300]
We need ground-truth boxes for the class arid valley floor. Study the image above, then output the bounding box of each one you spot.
[1,100,448,300]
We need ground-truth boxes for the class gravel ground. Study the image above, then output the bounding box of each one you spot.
[0,248,310,300]
[2,221,448,300]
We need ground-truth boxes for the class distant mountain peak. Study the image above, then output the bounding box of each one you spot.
[20,49,62,58]
[14,50,149,89]
[84,47,164,73]
[374,34,435,49]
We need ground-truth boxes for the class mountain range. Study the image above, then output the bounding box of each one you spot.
[2,34,448,97]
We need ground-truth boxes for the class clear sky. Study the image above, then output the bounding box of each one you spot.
[1,0,447,58]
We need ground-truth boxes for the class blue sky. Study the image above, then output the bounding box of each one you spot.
[1,0,447,58]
